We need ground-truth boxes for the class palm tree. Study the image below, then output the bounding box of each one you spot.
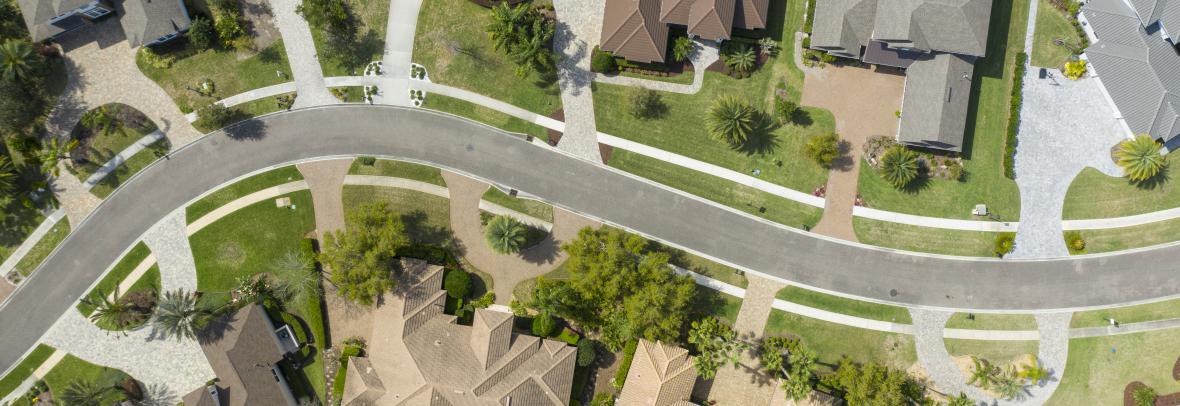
[724,45,757,74]
[80,105,122,137]
[1019,360,1050,385]
[1133,386,1158,406]
[1116,134,1167,181]
[0,155,16,193]
[80,287,144,330]
[878,145,919,189]
[966,357,997,389]
[508,16,554,77]
[485,215,528,254]
[993,367,1027,401]
[487,2,529,53]
[59,379,115,406]
[706,96,755,146]
[273,249,320,302]
[672,36,694,62]
[946,393,973,406]
[0,39,36,82]
[153,289,212,341]
[37,137,79,176]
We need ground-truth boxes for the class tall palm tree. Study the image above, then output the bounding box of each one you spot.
[966,357,997,389]
[59,379,115,406]
[273,249,320,303]
[153,289,212,341]
[81,287,144,330]
[485,215,528,254]
[0,39,36,82]
[0,155,16,193]
[1116,134,1167,181]
[994,366,1027,401]
[706,96,755,146]
[37,137,79,176]
[724,45,757,74]
[487,2,529,53]
[879,145,919,189]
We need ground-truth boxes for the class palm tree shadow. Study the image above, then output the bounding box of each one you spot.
[1131,165,1170,190]
[734,112,781,156]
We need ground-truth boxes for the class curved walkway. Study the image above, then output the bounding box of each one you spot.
[592,40,720,94]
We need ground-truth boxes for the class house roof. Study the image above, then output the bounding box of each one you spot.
[811,0,992,57]
[16,0,93,41]
[733,0,769,29]
[183,304,297,406]
[121,0,192,47]
[617,340,698,406]
[1084,0,1180,143]
[810,0,878,56]
[686,0,735,40]
[343,357,387,406]
[601,0,670,63]
[897,53,976,151]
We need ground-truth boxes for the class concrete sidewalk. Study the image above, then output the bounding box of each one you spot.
[270,0,336,107]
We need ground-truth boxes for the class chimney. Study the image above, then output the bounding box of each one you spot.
[470,309,513,369]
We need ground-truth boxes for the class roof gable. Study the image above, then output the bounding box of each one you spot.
[601,0,669,63]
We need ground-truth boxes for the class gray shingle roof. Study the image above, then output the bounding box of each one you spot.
[120,0,191,47]
[811,0,992,57]
[897,53,976,151]
[810,0,877,57]
[1084,0,1180,143]
[16,0,94,40]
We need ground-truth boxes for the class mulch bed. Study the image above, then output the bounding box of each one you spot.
[546,109,564,146]
[617,60,692,77]
[706,51,770,78]
[598,143,613,164]
[1125,381,1180,406]
[466,0,528,7]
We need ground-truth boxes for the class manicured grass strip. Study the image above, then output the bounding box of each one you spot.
[1069,218,1180,254]
[853,217,1000,257]
[342,186,452,246]
[347,159,446,187]
[660,246,748,289]
[481,187,554,223]
[13,217,70,277]
[77,242,153,316]
[0,345,54,399]
[945,312,1037,330]
[192,91,297,133]
[944,339,1038,364]
[295,288,327,401]
[191,191,316,294]
[138,42,292,114]
[608,149,823,229]
[0,209,46,264]
[68,118,158,181]
[1064,155,1180,219]
[424,94,550,141]
[89,139,170,199]
[715,294,742,326]
[309,0,389,77]
[186,165,303,223]
[42,354,131,397]
[857,0,1028,220]
[1070,298,1180,328]
[776,286,912,324]
[1031,0,1084,68]
[766,309,917,373]
[1047,329,1180,405]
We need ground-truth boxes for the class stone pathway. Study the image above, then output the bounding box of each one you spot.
[296,159,354,239]
[378,0,424,107]
[80,130,166,189]
[0,210,66,281]
[706,275,785,405]
[551,0,606,161]
[141,209,198,292]
[50,167,101,227]
[440,171,597,305]
[593,40,720,94]
[269,0,336,108]
[1009,68,1126,258]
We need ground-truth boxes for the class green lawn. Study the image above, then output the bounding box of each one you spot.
[0,209,45,265]
[619,70,696,85]
[310,0,389,76]
[67,105,159,181]
[190,191,316,294]
[330,86,366,103]
[13,217,70,277]
[776,286,912,324]
[424,94,551,141]
[1068,219,1180,254]
[1071,298,1180,328]
[714,294,743,326]
[0,345,54,399]
[661,246,748,289]
[348,159,447,186]
[856,0,1028,220]
[608,149,823,229]
[88,139,170,198]
[1047,330,1180,405]
[186,165,304,223]
[77,242,153,316]
[193,91,297,133]
[944,339,1038,364]
[413,0,562,117]
[1063,155,1180,219]
[138,42,292,113]
[853,217,1000,257]
[945,312,1037,330]
[42,354,131,398]
[342,186,453,245]
[765,309,917,373]
[481,187,553,222]
[1031,0,1084,68]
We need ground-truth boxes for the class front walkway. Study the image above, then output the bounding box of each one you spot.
[592,41,720,95]
[378,0,424,107]
[269,0,336,107]
[141,209,199,292]
[551,0,606,161]
[297,159,354,239]
[706,276,785,405]
[1009,69,1125,258]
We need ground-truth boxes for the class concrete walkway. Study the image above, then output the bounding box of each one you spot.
[377,0,423,107]
[0,210,65,282]
[269,0,336,108]
[80,130,166,189]
[551,0,605,161]
[183,82,299,122]
[51,167,101,226]
[592,40,720,95]
[141,209,198,292]
[297,159,354,239]
[706,276,785,405]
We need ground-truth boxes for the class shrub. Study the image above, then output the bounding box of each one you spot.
[137,47,173,69]
[878,145,919,189]
[801,36,811,49]
[188,17,216,50]
[532,311,557,337]
[994,233,1015,257]
[1065,231,1086,252]
[443,269,472,299]
[1003,53,1027,179]
[774,96,798,124]
[214,13,245,47]
[723,44,757,75]
[196,103,233,128]
[758,37,780,56]
[612,340,640,388]
[590,47,617,73]
[628,87,664,119]
[804,133,841,168]
[485,215,528,254]
[945,159,965,181]
[1063,59,1086,80]
[1116,134,1167,182]
[803,0,817,33]
[590,393,616,406]
[576,338,597,367]
[1133,386,1157,406]
[671,36,694,62]
[357,156,376,166]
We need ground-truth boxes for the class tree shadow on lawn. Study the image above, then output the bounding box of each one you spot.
[400,210,454,247]
[1131,166,1171,191]
[732,111,781,156]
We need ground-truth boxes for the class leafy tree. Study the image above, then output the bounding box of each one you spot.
[214,13,245,46]
[576,338,597,367]
[80,105,121,137]
[532,311,557,336]
[966,356,997,389]
[591,47,617,73]
[37,137,79,176]
[724,45,757,74]
[804,133,841,168]
[774,96,798,124]
[153,289,214,341]
[188,17,217,50]
[706,96,755,146]
[320,202,410,305]
[485,215,528,254]
[444,269,472,299]
[760,337,817,401]
[946,393,973,406]
[878,145,919,189]
[1116,134,1167,182]
[60,379,116,406]
[1019,360,1050,385]
[672,36,694,62]
[488,2,530,53]
[0,39,37,82]
[688,317,748,379]
[832,359,921,406]
[461,291,496,316]
[297,0,353,36]
[196,103,235,129]
[0,80,41,136]
[1133,386,1158,406]
[507,16,555,78]
[629,87,664,119]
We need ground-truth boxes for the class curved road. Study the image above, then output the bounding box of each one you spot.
[4,105,1178,371]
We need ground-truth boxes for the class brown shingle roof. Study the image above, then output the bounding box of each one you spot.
[687,0,735,40]
[617,340,698,406]
[733,0,769,29]
[601,0,670,63]
[191,304,298,406]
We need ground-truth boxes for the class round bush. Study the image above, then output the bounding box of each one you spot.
[444,270,472,299]
[1069,235,1086,251]
[591,49,617,73]
[532,312,557,337]
[576,338,597,367]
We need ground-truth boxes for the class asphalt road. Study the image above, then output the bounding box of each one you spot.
[4,105,1179,372]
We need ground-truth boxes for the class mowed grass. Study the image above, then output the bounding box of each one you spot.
[89,140,170,198]
[67,108,158,181]
[481,187,553,222]
[13,217,70,277]
[413,0,561,116]
[42,354,130,397]
[0,208,46,264]
[310,0,390,77]
[660,246,749,289]
[348,159,447,186]
[853,217,1001,257]
[857,0,1028,220]
[1047,330,1180,405]
[138,42,292,113]
[186,165,304,223]
[1068,219,1180,254]
[77,242,153,316]
[342,186,453,246]
[765,309,917,373]
[1071,298,1180,328]
[1063,154,1180,219]
[1031,0,1083,68]
[424,95,551,141]
[192,91,297,133]
[776,286,912,324]
[944,339,1038,365]
[945,312,1037,330]
[190,191,316,293]
[608,149,823,229]
[0,344,54,399]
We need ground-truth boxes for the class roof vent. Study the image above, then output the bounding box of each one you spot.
[434,340,442,346]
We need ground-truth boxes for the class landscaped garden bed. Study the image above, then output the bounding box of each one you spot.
[1031,0,1087,69]
[1049,329,1180,405]
[67,104,160,181]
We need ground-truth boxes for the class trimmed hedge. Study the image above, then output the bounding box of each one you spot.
[612,340,640,389]
[591,47,617,74]
[1003,52,1028,180]
[803,0,817,34]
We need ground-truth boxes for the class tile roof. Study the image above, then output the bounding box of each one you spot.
[601,0,670,63]
[617,340,698,406]
[733,0,769,30]
[686,0,735,41]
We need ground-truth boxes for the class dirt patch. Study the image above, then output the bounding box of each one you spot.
[239,0,280,53]
[547,109,564,145]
